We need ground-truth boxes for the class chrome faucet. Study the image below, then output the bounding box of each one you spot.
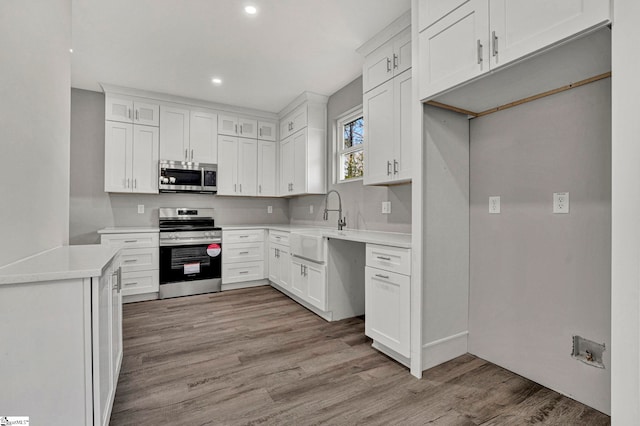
[323,189,347,230]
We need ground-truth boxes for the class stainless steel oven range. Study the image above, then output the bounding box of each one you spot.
[159,207,222,299]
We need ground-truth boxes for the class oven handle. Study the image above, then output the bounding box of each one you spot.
[160,238,222,247]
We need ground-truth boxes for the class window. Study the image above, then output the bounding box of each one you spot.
[336,107,364,182]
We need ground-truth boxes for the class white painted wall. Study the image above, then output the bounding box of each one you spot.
[611,0,640,423]
[0,0,71,267]
[468,80,611,414]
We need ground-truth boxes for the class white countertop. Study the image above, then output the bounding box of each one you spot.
[221,224,412,248]
[98,227,160,234]
[0,245,120,286]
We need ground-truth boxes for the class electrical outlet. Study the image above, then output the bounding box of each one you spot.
[309,205,314,214]
[267,205,273,214]
[381,201,391,214]
[489,196,500,214]
[137,204,144,214]
[553,192,569,214]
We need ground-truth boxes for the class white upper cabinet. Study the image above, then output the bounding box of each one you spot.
[189,110,218,163]
[159,106,190,161]
[257,140,277,197]
[364,80,395,185]
[418,0,610,100]
[160,106,218,163]
[106,95,159,126]
[362,27,412,93]
[218,114,263,139]
[216,135,257,196]
[280,103,308,140]
[258,121,277,141]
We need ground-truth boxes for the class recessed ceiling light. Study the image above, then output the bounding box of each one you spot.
[244,5,257,15]
[211,78,222,85]
[69,48,73,53]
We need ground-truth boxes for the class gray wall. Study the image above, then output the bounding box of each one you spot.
[468,79,611,414]
[289,77,412,233]
[69,89,289,245]
[0,0,71,266]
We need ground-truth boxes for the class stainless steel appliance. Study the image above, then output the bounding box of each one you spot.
[159,208,222,299]
[159,160,217,193]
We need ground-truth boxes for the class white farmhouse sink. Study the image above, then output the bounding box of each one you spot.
[289,231,326,263]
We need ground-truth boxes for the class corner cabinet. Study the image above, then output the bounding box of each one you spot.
[278,93,328,196]
[361,23,412,186]
[418,0,611,100]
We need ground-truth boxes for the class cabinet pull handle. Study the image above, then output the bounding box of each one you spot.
[259,184,262,194]
[304,265,308,277]
[124,259,137,263]
[126,178,130,188]
[300,264,304,275]
[477,39,483,65]
[239,251,249,255]
[135,109,139,121]
[124,281,138,286]
[239,235,249,238]
[124,240,137,243]
[239,271,249,275]
[386,57,392,72]
[128,108,132,119]
[275,235,281,239]
[393,53,398,69]
[112,270,118,290]
[240,124,243,134]
[492,31,498,57]
[134,178,137,189]
[239,183,242,193]
[234,183,237,192]
[393,160,398,175]
[387,161,392,176]
[377,256,391,261]
[259,128,262,137]
[375,274,390,280]
[235,124,238,134]
[191,149,194,161]
[185,149,188,161]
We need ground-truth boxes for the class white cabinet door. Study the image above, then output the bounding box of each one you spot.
[111,266,123,382]
[238,118,258,139]
[134,102,159,127]
[160,106,190,162]
[217,135,238,195]
[106,96,133,123]
[218,114,239,136]
[279,135,294,195]
[290,258,307,298]
[364,79,395,185]
[306,262,327,311]
[281,104,308,139]
[278,246,291,290]
[238,138,257,196]
[131,125,159,194]
[419,0,490,100]
[489,0,611,69]
[394,71,413,182]
[393,28,412,77]
[268,245,279,283]
[104,121,132,192]
[419,0,470,31]
[257,140,277,197]
[93,266,115,426]
[363,42,394,94]
[365,266,411,357]
[258,121,277,141]
[190,110,218,163]
[291,129,307,195]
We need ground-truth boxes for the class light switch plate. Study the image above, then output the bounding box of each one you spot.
[382,201,391,214]
[553,192,569,214]
[137,204,144,214]
[309,205,314,214]
[489,196,500,214]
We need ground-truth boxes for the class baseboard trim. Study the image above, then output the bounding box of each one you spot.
[422,331,469,371]
[222,279,269,291]
[123,292,159,304]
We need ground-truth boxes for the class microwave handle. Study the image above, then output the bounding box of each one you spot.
[201,168,205,190]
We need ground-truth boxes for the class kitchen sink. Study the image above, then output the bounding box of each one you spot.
[289,231,326,263]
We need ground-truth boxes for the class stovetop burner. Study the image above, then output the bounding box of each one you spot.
[159,207,217,232]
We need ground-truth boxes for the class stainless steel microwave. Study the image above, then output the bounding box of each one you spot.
[159,160,217,193]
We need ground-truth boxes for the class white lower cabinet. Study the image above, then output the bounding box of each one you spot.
[365,244,411,358]
[100,232,159,301]
[290,257,327,311]
[222,229,266,286]
[268,231,291,290]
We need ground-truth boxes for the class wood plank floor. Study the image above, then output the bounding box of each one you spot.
[110,286,610,425]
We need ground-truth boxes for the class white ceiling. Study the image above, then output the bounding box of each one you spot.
[71,0,411,113]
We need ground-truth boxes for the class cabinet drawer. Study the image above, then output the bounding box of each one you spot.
[269,230,290,246]
[223,229,264,243]
[366,244,411,276]
[101,232,159,248]
[222,261,265,284]
[223,242,264,264]
[121,269,159,297]
[119,247,159,272]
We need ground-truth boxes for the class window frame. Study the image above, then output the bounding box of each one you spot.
[334,105,364,184]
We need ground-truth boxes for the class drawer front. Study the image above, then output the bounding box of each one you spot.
[269,230,290,246]
[101,232,159,248]
[121,269,159,296]
[223,242,264,264]
[366,244,411,276]
[222,261,265,284]
[119,247,159,272]
[223,229,264,244]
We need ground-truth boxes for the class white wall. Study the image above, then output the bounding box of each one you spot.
[288,77,412,233]
[468,80,611,414]
[611,0,640,423]
[0,0,71,267]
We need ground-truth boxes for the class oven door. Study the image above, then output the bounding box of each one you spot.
[159,241,222,284]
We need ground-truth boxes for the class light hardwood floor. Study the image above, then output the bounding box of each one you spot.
[110,286,610,425]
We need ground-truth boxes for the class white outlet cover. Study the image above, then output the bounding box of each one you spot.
[267,206,273,214]
[489,196,500,214]
[553,192,569,214]
[309,205,314,214]
[137,204,144,214]
[381,201,391,214]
